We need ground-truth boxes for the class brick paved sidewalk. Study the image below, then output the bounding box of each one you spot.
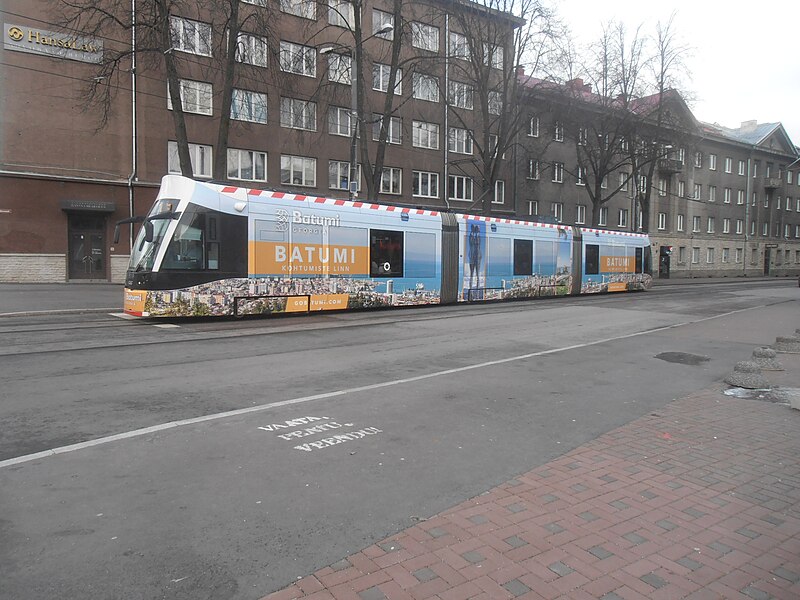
[263,356,800,600]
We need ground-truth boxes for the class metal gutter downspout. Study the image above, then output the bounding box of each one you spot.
[127,0,138,249]
[443,14,450,211]
[744,154,752,275]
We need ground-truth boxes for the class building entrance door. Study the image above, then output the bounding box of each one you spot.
[763,248,771,276]
[68,214,106,280]
[659,246,672,278]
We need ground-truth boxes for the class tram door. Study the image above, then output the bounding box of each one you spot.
[68,214,106,279]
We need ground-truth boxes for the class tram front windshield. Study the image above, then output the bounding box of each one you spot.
[129,199,179,272]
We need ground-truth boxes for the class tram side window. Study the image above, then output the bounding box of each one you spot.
[513,239,533,275]
[163,207,247,274]
[370,229,404,277]
[164,211,205,270]
[585,244,599,274]
[635,247,643,273]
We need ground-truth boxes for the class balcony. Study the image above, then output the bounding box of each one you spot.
[658,158,683,174]
[763,177,783,190]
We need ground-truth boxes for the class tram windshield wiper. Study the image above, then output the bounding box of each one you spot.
[113,215,145,244]
[143,210,182,243]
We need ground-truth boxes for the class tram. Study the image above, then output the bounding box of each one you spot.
[119,176,652,317]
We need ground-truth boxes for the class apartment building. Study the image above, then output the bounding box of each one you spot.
[1,0,520,282]
[515,75,800,278]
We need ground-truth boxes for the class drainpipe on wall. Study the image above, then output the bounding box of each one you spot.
[443,14,450,211]
[744,154,752,275]
[127,0,138,250]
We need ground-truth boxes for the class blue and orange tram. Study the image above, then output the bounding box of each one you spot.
[119,176,652,317]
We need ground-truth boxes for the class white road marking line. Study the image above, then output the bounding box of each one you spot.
[109,312,138,320]
[0,305,763,469]
[153,324,181,329]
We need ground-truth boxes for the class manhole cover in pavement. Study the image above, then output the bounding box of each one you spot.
[655,352,710,366]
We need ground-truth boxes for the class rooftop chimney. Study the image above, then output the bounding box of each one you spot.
[740,120,757,131]
[516,65,525,78]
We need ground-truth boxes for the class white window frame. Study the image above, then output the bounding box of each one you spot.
[707,217,715,233]
[327,53,352,85]
[412,171,439,198]
[488,91,502,115]
[448,127,473,155]
[412,21,439,52]
[724,157,732,173]
[373,9,394,39]
[372,114,401,145]
[691,247,700,264]
[707,248,715,263]
[576,204,586,225]
[237,33,268,67]
[736,219,743,234]
[618,209,628,228]
[576,165,585,186]
[677,214,685,232]
[709,154,717,170]
[448,31,468,59]
[280,97,316,131]
[168,79,213,116]
[723,218,730,234]
[328,0,353,28]
[599,207,608,227]
[231,88,267,124]
[280,0,315,19]
[493,180,505,204]
[227,148,267,182]
[527,159,539,180]
[168,141,212,178]
[553,121,563,142]
[373,63,402,94]
[708,185,716,202]
[552,162,564,183]
[483,42,503,69]
[328,160,361,192]
[528,115,539,137]
[527,200,538,216]
[551,202,563,223]
[380,167,402,194]
[280,41,316,77]
[448,175,472,201]
[658,212,667,231]
[692,216,701,232]
[170,16,212,57]
[412,73,439,102]
[723,188,731,203]
[281,154,316,187]
[448,81,473,109]
[412,121,439,150]
[328,105,353,137]
[738,160,746,176]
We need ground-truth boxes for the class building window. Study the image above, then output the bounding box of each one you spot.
[528,115,539,137]
[736,189,744,205]
[722,248,729,263]
[448,31,468,59]
[231,89,267,123]
[380,167,402,194]
[528,159,539,180]
[618,209,628,228]
[691,247,700,264]
[677,214,685,232]
[280,97,316,131]
[483,42,504,69]
[706,248,714,263]
[577,127,587,146]
[693,183,702,199]
[677,180,685,197]
[168,79,212,115]
[787,196,793,211]
[488,91,502,115]
[373,63,402,94]
[576,204,586,225]
[448,175,472,201]
[620,172,630,192]
[738,160,746,176]
[694,151,702,168]
[280,0,315,19]
[327,53,351,84]
[448,127,472,154]
[762,222,768,236]
[724,157,732,173]
[412,22,439,52]
[723,187,732,203]
[658,212,666,230]
[599,207,607,226]
[280,41,316,77]
[735,248,743,263]
[735,219,742,234]
[329,160,360,191]
[553,121,564,142]
[551,202,563,222]
[372,115,401,144]
[576,165,586,186]
[237,33,268,67]
[493,180,505,204]
[709,154,717,170]
[280,155,316,186]
[412,171,439,198]
[692,216,701,232]
[328,0,353,28]
[413,73,439,102]
[658,177,667,196]
[328,105,352,136]
[527,200,538,216]
[412,121,439,149]
[373,9,394,39]
[552,162,564,183]
[707,217,715,233]
[723,218,730,233]
[448,81,473,109]
[707,185,716,202]
[169,16,212,56]
[168,141,212,178]
[227,148,266,181]
[678,246,686,263]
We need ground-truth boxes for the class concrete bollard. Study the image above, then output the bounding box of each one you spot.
[724,361,770,389]
[774,336,800,353]
[752,347,784,371]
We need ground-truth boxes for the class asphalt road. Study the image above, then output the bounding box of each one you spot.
[0,279,797,599]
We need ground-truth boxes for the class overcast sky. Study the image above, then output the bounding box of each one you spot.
[556,0,800,148]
